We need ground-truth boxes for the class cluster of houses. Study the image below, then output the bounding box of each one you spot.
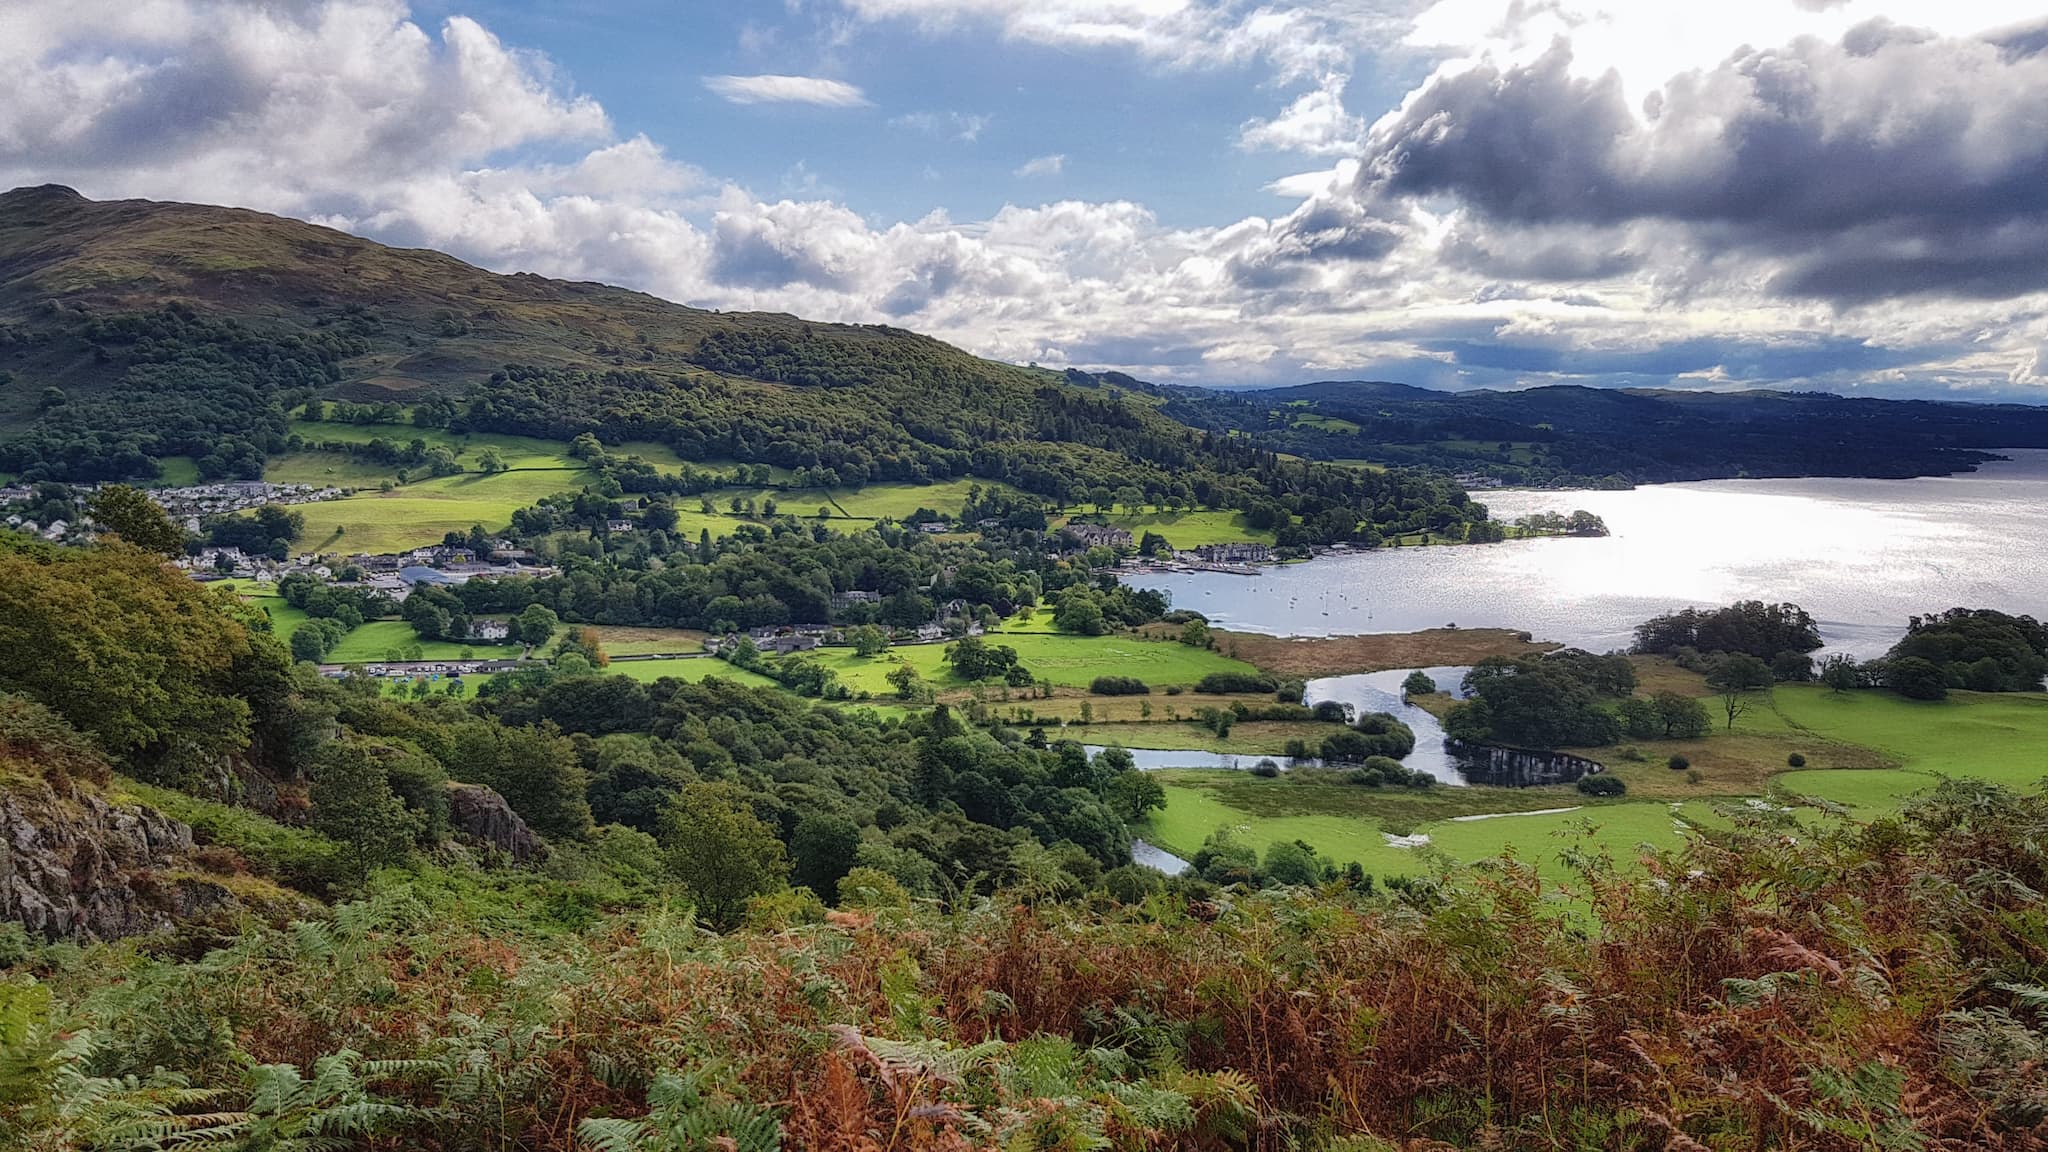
[1060,523,1134,550]
[315,658,528,681]
[0,484,88,542]
[146,480,347,531]
[175,538,557,594]
[1193,542,1271,564]
[1,513,83,542]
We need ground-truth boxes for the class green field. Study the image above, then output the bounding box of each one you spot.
[1144,770,1714,881]
[218,581,506,663]
[815,633,1260,695]
[1144,683,2048,883]
[149,456,203,486]
[1769,686,2048,808]
[1287,412,1361,434]
[287,420,584,472]
[1056,508,1272,548]
[324,622,504,664]
[293,470,596,553]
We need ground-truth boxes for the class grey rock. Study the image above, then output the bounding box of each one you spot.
[447,783,544,862]
[0,780,196,941]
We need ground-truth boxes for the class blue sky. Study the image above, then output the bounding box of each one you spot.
[5,0,2048,399]
[410,0,1418,228]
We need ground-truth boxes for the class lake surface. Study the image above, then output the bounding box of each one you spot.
[1127,450,2048,658]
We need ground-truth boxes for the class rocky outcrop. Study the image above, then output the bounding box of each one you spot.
[0,779,194,940]
[447,783,544,862]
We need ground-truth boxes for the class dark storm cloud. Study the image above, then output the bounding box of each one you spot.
[1225,194,1404,289]
[1356,20,2048,302]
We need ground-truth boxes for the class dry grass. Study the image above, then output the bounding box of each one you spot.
[1196,626,1558,677]
[1630,654,1714,697]
[586,625,709,656]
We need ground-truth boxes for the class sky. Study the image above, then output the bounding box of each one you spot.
[5,1,2048,398]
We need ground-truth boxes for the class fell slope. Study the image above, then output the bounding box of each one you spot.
[0,186,1223,497]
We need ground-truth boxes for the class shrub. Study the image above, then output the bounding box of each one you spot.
[1787,752,1807,768]
[1328,713,1416,760]
[1089,675,1150,696]
[1577,774,1627,796]
[1667,755,1690,771]
[1195,672,1279,695]
[1401,671,1437,697]
[1250,759,1280,778]
[1339,756,1435,789]
[1686,769,1704,784]
[1886,655,1950,701]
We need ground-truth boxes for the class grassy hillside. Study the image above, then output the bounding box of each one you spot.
[0,186,1210,495]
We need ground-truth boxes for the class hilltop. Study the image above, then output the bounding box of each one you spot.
[0,183,896,398]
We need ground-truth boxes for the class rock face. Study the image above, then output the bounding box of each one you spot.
[447,783,543,862]
[0,780,195,940]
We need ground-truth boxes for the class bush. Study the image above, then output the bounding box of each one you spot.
[1576,774,1627,796]
[1885,655,1950,701]
[1250,759,1280,778]
[1195,672,1279,695]
[1341,755,1435,789]
[1667,755,1690,771]
[1326,713,1415,761]
[1401,671,1437,696]
[1787,752,1807,768]
[1089,675,1150,696]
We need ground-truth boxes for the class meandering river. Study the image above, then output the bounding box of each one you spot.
[1126,449,2048,659]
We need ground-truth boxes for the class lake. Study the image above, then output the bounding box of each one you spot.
[1126,449,2048,658]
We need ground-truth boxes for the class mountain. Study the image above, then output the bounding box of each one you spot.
[0,186,1239,501]
[1147,376,2048,485]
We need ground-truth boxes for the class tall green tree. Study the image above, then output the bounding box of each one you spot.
[444,719,592,839]
[86,485,187,556]
[308,740,424,871]
[788,812,862,904]
[659,781,788,930]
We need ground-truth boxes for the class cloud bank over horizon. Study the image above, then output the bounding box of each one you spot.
[3,0,2048,399]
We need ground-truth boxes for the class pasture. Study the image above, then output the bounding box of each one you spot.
[291,469,595,553]
[1144,769,1716,881]
[1056,508,1272,548]
[286,420,583,471]
[813,632,1260,695]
